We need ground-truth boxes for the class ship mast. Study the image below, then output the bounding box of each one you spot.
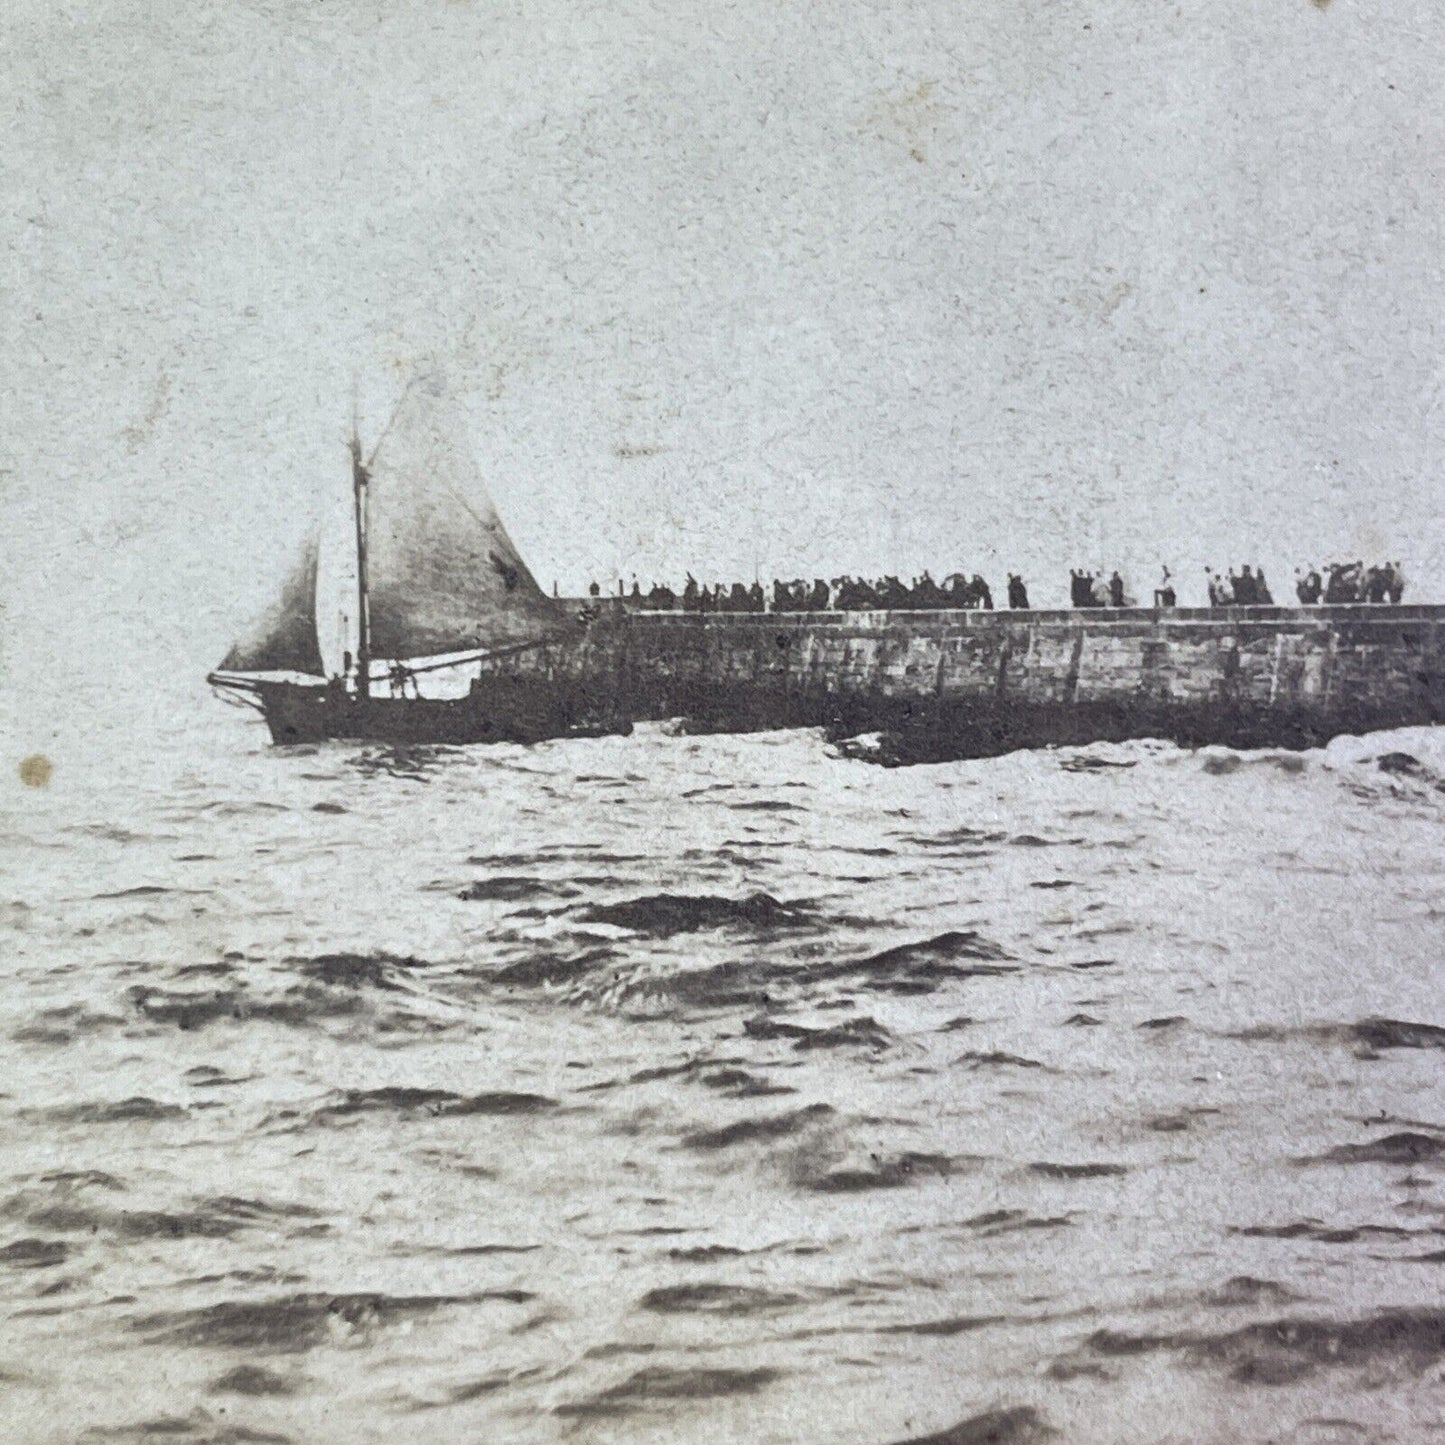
[350,428,371,698]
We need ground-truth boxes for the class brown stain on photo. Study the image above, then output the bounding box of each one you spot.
[18,754,52,788]
[867,79,946,165]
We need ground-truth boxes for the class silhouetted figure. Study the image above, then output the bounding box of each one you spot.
[1324,562,1362,604]
[1295,567,1322,605]
[588,580,601,598]
[911,571,941,609]
[1364,565,1389,604]
[1153,567,1175,608]
[748,581,765,612]
[388,662,414,699]
[1108,571,1125,607]
[683,574,700,611]
[972,575,993,610]
[1254,568,1273,605]
[1387,562,1405,604]
[1234,566,1259,606]
[1206,569,1232,607]
[1007,574,1029,609]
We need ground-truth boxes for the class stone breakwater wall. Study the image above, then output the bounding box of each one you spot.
[491,604,1445,756]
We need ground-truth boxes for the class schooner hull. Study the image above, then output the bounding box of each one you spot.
[243,604,1445,761]
[254,681,631,747]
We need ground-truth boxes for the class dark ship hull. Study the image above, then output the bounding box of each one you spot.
[243,603,1445,761]
[253,679,631,746]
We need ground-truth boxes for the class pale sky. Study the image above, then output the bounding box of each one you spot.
[3,0,1443,727]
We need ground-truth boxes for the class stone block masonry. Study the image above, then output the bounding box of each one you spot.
[488,605,1445,762]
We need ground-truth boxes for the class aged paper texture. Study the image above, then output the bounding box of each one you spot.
[2,2,1442,1442]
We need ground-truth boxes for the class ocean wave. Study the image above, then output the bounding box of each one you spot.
[6,718,1443,1443]
[130,1290,529,1353]
[574,891,820,937]
[1069,1306,1445,1386]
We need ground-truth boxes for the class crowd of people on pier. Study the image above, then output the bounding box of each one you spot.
[1293,561,1405,605]
[591,572,1021,613]
[1205,566,1274,607]
[580,560,1407,614]
[1069,569,1135,607]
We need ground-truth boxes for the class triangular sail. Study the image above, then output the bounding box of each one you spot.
[364,375,566,659]
[218,534,325,676]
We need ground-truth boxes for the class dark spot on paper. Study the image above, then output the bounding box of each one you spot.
[18,754,52,788]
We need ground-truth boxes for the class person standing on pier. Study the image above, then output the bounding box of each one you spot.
[1108,571,1125,607]
[1206,569,1233,606]
[1324,562,1363,603]
[1007,574,1029,609]
[1072,569,1101,607]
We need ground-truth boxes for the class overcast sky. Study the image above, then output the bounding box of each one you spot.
[3,0,1442,729]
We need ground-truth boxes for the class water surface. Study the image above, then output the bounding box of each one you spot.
[2,712,1443,1444]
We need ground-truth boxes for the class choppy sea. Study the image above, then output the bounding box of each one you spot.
[2,706,1444,1445]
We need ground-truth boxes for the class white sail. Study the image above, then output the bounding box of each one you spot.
[217,533,325,676]
[363,374,565,660]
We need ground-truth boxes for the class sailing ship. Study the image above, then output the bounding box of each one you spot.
[209,377,630,745]
[213,376,1444,760]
